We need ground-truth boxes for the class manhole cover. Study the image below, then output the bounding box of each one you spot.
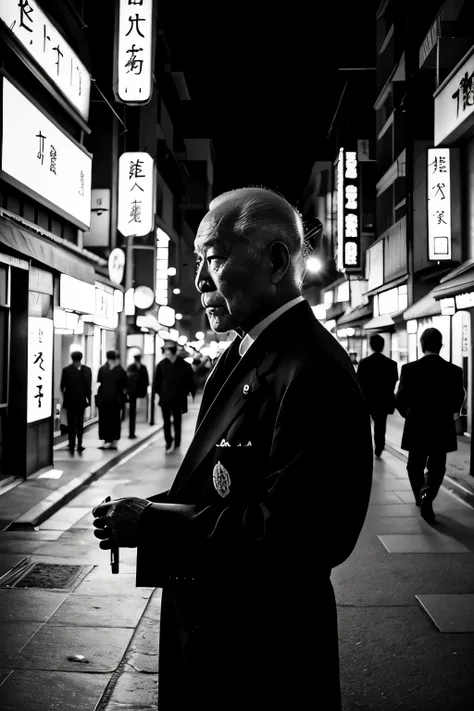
[0,562,91,590]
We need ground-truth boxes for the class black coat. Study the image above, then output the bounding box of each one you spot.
[96,363,127,408]
[395,354,465,453]
[153,356,196,413]
[60,363,92,409]
[126,362,149,398]
[136,301,373,711]
[357,352,398,415]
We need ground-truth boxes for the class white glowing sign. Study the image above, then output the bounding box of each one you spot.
[27,316,53,423]
[117,152,154,237]
[336,148,360,272]
[1,78,92,229]
[116,0,154,104]
[427,148,451,260]
[0,0,91,121]
[155,228,169,305]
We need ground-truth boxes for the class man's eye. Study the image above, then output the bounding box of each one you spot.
[207,256,224,265]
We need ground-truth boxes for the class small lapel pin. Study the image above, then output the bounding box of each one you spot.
[213,461,231,498]
[243,384,250,395]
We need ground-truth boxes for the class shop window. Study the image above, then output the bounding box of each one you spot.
[29,292,52,318]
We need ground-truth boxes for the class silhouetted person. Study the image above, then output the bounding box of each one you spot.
[60,350,92,455]
[396,327,464,523]
[127,353,150,439]
[96,350,127,450]
[357,334,398,457]
[153,342,196,453]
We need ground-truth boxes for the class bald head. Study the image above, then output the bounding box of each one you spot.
[202,187,306,286]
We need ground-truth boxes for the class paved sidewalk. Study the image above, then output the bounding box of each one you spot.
[0,414,163,533]
[385,412,474,507]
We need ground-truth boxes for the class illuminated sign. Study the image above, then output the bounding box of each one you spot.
[155,228,169,305]
[1,78,92,228]
[336,148,361,273]
[455,292,474,310]
[108,248,126,285]
[0,0,91,121]
[158,305,175,327]
[94,284,118,329]
[440,297,456,316]
[434,46,474,145]
[27,316,53,423]
[59,274,95,314]
[117,152,155,237]
[427,148,451,260]
[116,0,154,105]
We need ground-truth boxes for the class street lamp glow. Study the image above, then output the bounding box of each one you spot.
[167,267,177,276]
[195,331,205,340]
[173,288,181,295]
[306,256,323,274]
[175,313,183,320]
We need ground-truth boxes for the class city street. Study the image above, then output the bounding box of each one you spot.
[0,400,473,710]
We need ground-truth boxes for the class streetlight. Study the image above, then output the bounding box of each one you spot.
[306,256,323,274]
[195,331,205,340]
[173,288,181,295]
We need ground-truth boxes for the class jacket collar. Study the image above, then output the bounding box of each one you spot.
[170,300,310,495]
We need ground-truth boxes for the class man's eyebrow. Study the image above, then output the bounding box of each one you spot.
[193,238,219,256]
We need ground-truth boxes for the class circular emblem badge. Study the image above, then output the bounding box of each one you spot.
[213,461,231,498]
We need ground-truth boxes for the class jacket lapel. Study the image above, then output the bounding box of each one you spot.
[170,344,278,495]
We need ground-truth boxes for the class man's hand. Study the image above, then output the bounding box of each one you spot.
[92,497,151,549]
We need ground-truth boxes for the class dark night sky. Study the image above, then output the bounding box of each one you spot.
[161,2,377,208]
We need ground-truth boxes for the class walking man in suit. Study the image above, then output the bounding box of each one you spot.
[127,353,150,439]
[92,187,373,710]
[396,327,465,523]
[153,341,196,453]
[357,334,398,457]
[60,350,92,455]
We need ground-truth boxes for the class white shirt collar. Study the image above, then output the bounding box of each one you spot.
[238,296,304,357]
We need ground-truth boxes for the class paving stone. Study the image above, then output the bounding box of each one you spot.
[0,622,42,666]
[46,594,148,628]
[367,504,418,517]
[0,669,111,711]
[375,517,440,535]
[0,589,67,622]
[0,531,62,542]
[378,534,472,554]
[374,479,413,491]
[16,625,134,672]
[73,572,153,597]
[416,594,474,633]
[0,555,29,579]
[39,507,91,531]
[393,490,418,504]
[0,669,12,686]
[107,671,158,708]
[369,491,407,504]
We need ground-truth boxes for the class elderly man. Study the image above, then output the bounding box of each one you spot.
[93,187,373,710]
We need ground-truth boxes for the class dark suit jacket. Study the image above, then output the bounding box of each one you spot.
[96,363,127,408]
[126,362,149,398]
[135,301,373,711]
[357,352,398,415]
[153,356,196,413]
[396,354,465,452]
[60,363,92,409]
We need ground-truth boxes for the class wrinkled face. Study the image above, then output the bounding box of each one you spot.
[194,212,273,333]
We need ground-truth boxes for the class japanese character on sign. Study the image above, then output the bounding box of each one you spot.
[129,199,142,223]
[452,70,474,118]
[345,213,358,238]
[432,183,446,200]
[79,170,85,197]
[345,184,358,210]
[125,44,144,75]
[435,210,447,225]
[125,13,146,37]
[50,145,57,174]
[33,351,45,371]
[36,130,46,165]
[129,159,145,179]
[18,0,34,33]
[428,155,447,174]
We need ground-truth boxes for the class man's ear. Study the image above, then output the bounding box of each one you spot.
[269,241,291,284]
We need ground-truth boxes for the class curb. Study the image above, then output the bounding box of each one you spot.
[7,425,163,531]
[384,442,474,509]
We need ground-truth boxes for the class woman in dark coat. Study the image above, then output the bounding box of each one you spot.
[96,350,127,449]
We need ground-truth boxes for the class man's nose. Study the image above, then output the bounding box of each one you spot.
[195,261,216,293]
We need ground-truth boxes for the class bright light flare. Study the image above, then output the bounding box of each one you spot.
[306,256,323,274]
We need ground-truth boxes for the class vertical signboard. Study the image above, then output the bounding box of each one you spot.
[0,0,91,121]
[117,152,155,237]
[336,148,361,273]
[155,228,169,305]
[27,317,53,423]
[427,148,451,260]
[115,0,155,105]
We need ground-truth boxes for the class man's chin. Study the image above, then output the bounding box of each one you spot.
[206,311,238,333]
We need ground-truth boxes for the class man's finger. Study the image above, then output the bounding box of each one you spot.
[92,514,115,529]
[92,502,112,518]
[99,539,114,550]
[94,527,116,541]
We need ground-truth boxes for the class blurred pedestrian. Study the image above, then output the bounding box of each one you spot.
[93,187,373,711]
[127,352,150,439]
[395,327,465,523]
[60,350,92,455]
[96,350,127,450]
[153,341,196,453]
[349,352,359,369]
[357,334,398,458]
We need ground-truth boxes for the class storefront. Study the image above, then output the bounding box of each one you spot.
[336,303,373,361]
[363,283,408,368]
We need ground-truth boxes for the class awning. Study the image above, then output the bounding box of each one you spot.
[403,291,441,320]
[337,303,372,327]
[432,258,474,301]
[363,309,406,331]
[0,216,95,284]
